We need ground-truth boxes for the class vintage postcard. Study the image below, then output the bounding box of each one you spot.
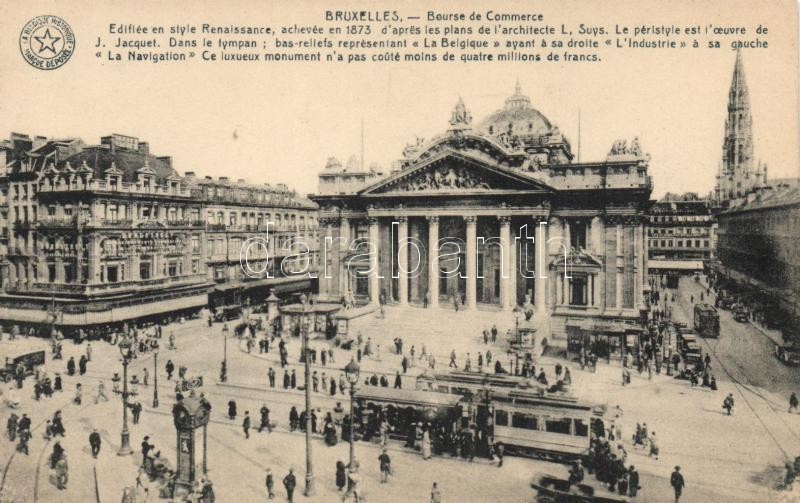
[0,1,798,502]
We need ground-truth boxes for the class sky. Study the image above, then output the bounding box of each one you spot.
[1,0,798,199]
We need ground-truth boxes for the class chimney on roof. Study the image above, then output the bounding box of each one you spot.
[184,171,195,178]
[237,178,246,184]
[219,176,229,182]
[157,156,172,169]
[33,136,47,150]
[138,142,150,156]
[204,175,212,180]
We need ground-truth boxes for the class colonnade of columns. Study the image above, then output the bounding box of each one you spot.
[319,211,646,315]
[327,214,551,312]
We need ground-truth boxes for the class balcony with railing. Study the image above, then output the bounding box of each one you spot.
[10,273,209,296]
[38,178,191,198]
[7,244,36,256]
[37,216,79,228]
[12,220,33,232]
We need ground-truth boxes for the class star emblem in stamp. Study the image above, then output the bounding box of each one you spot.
[19,15,76,70]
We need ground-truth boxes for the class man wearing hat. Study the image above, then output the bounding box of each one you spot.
[670,466,685,502]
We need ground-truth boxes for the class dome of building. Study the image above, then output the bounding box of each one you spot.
[476,81,554,138]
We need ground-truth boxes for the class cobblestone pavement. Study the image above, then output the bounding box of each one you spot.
[1,297,798,502]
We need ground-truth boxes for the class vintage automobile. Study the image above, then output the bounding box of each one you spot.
[0,348,46,383]
[212,305,242,322]
[716,292,735,310]
[775,345,800,366]
[732,304,749,323]
[679,332,703,365]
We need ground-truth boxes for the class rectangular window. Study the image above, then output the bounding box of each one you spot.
[168,262,178,277]
[106,265,119,283]
[48,206,56,216]
[192,259,200,274]
[139,262,151,280]
[191,236,200,253]
[511,413,538,430]
[545,417,572,435]
[574,419,589,437]
[495,410,509,427]
[570,220,588,250]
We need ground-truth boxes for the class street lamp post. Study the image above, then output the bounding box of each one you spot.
[301,294,315,496]
[153,348,159,408]
[344,358,360,474]
[220,323,228,383]
[116,336,134,456]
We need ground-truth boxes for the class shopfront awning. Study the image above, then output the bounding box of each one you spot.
[355,387,462,408]
[214,275,313,293]
[647,260,703,271]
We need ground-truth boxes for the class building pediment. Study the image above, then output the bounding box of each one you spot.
[360,149,552,196]
[551,247,603,270]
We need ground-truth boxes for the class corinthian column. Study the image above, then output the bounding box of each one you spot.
[499,217,512,310]
[397,216,409,306]
[368,218,381,305]
[465,216,477,309]
[427,216,439,308]
[535,219,548,314]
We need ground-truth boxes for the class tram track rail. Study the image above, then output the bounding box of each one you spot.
[672,284,800,460]
[0,394,98,502]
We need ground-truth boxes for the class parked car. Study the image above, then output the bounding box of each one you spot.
[732,304,749,323]
[0,348,46,383]
[775,344,800,366]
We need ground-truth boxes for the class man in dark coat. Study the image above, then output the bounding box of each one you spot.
[283,469,296,502]
[165,360,175,380]
[628,465,640,497]
[67,357,76,376]
[131,401,142,424]
[283,370,290,389]
[670,466,685,502]
[378,449,391,483]
[259,406,272,433]
[228,400,237,420]
[50,441,65,468]
[268,367,276,388]
[79,355,87,375]
[394,372,402,389]
[242,411,251,439]
[290,370,297,389]
[289,406,299,431]
[89,429,102,458]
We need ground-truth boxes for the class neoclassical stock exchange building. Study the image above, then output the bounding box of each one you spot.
[312,84,652,348]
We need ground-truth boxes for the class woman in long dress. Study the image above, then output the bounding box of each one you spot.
[421,428,432,460]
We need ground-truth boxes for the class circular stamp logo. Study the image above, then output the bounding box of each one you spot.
[19,15,75,70]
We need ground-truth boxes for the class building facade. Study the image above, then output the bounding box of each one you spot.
[714,50,767,207]
[0,133,317,329]
[715,184,800,332]
[311,84,652,345]
[647,193,716,273]
[186,174,318,307]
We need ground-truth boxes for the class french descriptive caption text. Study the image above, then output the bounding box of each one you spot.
[93,10,771,65]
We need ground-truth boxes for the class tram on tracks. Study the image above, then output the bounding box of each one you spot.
[356,370,606,463]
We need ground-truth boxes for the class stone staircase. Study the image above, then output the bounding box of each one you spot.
[346,304,547,362]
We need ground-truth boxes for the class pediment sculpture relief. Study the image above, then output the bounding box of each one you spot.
[388,165,492,192]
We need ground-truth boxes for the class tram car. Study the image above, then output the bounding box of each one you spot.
[416,371,606,462]
[489,387,604,462]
